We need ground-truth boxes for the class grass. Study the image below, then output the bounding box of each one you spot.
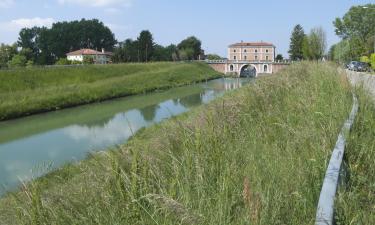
[335,88,375,224]
[0,62,353,224]
[0,62,221,121]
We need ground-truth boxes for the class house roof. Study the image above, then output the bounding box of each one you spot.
[66,48,113,56]
[229,42,275,47]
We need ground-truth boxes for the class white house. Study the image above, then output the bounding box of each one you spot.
[66,48,113,64]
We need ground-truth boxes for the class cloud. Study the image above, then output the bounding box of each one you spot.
[0,0,14,8]
[6,17,55,29]
[58,0,132,7]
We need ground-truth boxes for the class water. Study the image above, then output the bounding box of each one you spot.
[0,78,250,195]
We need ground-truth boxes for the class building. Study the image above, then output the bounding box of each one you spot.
[66,48,113,64]
[207,41,288,77]
[228,42,275,62]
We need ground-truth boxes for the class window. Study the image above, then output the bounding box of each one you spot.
[266,49,269,53]
[255,55,258,60]
[255,49,258,53]
[244,56,247,60]
[264,65,268,72]
[230,65,234,71]
[234,49,236,53]
[244,49,247,53]
[266,56,269,61]
[234,56,237,60]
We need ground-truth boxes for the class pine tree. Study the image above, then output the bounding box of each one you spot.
[288,24,305,61]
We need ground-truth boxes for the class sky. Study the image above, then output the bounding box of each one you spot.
[0,0,373,57]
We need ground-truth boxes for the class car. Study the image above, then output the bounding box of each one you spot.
[346,61,371,72]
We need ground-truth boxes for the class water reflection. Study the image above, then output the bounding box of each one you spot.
[0,78,251,195]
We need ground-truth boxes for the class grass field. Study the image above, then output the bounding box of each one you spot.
[0,62,354,224]
[336,88,375,224]
[0,62,221,121]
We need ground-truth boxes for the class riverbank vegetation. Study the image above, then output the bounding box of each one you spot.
[0,62,221,121]
[336,88,375,224]
[0,62,354,224]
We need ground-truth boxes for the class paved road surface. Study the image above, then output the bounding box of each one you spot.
[346,70,375,100]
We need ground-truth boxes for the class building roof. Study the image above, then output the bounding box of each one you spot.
[229,42,275,47]
[66,48,113,56]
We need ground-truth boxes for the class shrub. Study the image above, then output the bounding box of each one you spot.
[8,55,27,68]
[55,58,71,65]
[26,60,34,68]
[370,53,375,70]
[83,56,94,65]
[360,55,370,63]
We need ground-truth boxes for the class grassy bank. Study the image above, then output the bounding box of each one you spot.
[0,62,353,224]
[336,89,375,224]
[0,62,221,121]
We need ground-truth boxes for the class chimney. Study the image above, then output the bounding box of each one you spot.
[102,48,105,53]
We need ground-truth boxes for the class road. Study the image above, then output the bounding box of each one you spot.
[346,70,375,100]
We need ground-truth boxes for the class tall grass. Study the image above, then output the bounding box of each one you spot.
[0,62,221,120]
[0,62,353,224]
[335,88,375,224]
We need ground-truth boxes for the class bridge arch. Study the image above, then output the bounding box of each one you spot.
[239,64,257,78]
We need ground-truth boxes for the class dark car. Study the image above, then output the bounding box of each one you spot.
[347,61,370,72]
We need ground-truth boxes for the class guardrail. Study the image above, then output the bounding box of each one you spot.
[315,94,358,225]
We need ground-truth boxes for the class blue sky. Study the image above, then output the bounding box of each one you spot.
[0,0,372,57]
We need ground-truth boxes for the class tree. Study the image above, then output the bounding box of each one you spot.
[275,54,284,61]
[206,54,222,60]
[112,39,139,63]
[334,4,375,54]
[302,27,327,60]
[302,36,311,60]
[177,36,202,60]
[137,30,154,62]
[18,27,41,62]
[8,54,27,68]
[178,48,194,61]
[332,39,351,63]
[288,24,305,61]
[308,27,327,60]
[17,19,116,65]
[0,43,17,68]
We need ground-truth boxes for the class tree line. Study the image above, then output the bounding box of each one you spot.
[288,3,375,69]
[0,19,204,68]
[112,31,204,63]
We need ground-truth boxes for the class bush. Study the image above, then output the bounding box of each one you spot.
[370,53,375,70]
[83,56,94,65]
[71,60,82,65]
[360,55,370,63]
[8,55,27,68]
[26,60,34,68]
[55,58,71,65]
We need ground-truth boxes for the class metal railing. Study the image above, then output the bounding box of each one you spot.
[315,94,358,225]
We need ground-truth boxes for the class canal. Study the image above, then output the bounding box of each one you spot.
[0,78,250,195]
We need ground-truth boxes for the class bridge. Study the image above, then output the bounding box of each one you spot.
[207,41,290,77]
[206,59,290,77]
